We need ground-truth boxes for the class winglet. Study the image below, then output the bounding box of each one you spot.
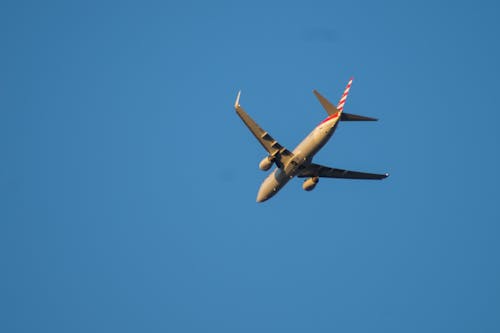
[234,90,241,109]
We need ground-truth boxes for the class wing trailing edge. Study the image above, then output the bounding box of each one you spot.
[298,163,389,180]
[233,91,294,167]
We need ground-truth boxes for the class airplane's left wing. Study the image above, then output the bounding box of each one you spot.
[234,91,294,167]
[298,163,389,180]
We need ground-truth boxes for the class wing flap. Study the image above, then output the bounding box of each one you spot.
[298,163,389,180]
[234,92,294,166]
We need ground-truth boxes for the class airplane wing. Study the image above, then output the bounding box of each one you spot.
[298,163,389,180]
[234,91,294,167]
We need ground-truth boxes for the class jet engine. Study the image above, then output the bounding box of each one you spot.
[302,176,319,191]
[259,156,274,171]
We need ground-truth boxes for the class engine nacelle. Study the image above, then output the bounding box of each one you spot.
[259,156,274,171]
[302,176,319,191]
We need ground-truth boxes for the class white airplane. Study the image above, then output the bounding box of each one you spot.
[234,78,389,202]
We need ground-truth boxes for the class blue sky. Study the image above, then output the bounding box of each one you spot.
[1,0,500,332]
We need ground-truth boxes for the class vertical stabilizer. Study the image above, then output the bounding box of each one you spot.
[337,78,353,112]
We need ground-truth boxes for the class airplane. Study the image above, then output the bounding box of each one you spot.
[234,78,389,202]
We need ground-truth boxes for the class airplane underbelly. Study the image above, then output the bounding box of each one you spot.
[294,128,331,159]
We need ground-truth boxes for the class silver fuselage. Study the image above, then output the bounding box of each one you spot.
[256,116,339,202]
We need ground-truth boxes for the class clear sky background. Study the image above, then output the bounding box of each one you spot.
[1,0,500,332]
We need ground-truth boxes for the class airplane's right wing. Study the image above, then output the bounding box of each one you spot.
[234,91,294,167]
[298,163,389,180]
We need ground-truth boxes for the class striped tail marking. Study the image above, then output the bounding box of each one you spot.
[337,78,353,112]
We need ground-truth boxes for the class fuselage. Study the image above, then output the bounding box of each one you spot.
[256,112,341,202]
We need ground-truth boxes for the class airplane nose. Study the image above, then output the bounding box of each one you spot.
[256,172,279,203]
[256,190,267,203]
[256,183,270,203]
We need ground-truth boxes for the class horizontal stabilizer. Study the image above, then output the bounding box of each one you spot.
[313,90,338,116]
[341,113,378,121]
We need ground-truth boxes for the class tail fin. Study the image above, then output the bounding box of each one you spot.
[337,77,353,112]
[314,78,378,121]
[337,78,378,121]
